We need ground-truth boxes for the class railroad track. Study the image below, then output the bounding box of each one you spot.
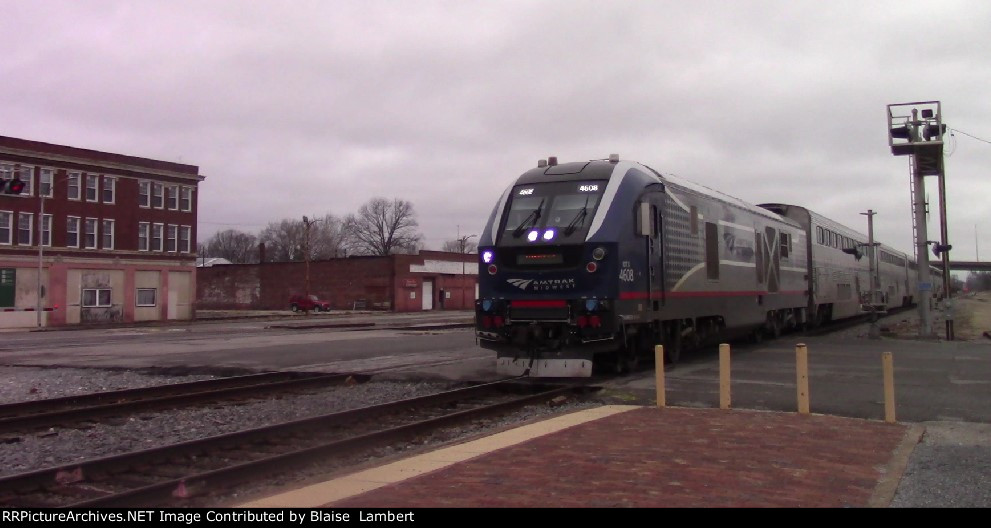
[0,379,593,508]
[801,305,914,338]
[0,371,367,434]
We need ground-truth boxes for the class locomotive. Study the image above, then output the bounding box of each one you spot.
[474,155,917,377]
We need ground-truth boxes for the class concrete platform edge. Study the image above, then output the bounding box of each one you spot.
[868,423,926,508]
[236,405,640,508]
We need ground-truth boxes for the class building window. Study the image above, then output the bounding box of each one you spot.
[20,166,34,196]
[18,213,33,246]
[84,218,97,249]
[40,168,54,197]
[41,214,52,247]
[0,211,11,244]
[102,177,116,204]
[138,222,149,251]
[690,205,699,236]
[180,225,191,253]
[166,224,178,252]
[136,288,157,307]
[138,181,150,208]
[68,172,81,200]
[152,183,164,209]
[152,223,163,251]
[167,185,179,210]
[66,216,80,248]
[85,174,98,202]
[180,187,192,212]
[82,288,112,308]
[102,219,115,249]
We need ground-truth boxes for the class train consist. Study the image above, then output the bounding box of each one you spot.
[474,155,940,377]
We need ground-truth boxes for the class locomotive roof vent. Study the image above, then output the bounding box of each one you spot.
[547,156,558,166]
[537,159,547,168]
[609,153,619,163]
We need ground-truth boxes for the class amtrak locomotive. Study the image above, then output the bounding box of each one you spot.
[474,155,918,377]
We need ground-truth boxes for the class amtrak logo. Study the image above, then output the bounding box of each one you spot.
[507,278,576,291]
[508,279,534,290]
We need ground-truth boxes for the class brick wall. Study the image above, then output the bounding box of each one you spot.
[196,252,478,312]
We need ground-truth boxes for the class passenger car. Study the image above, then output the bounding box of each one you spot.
[289,294,331,312]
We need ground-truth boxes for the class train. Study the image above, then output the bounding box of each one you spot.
[473,155,941,377]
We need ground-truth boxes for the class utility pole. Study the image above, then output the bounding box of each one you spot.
[862,210,881,338]
[302,215,322,313]
[456,225,477,310]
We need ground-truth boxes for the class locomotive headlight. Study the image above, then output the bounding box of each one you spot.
[527,230,539,242]
[543,228,556,241]
[592,247,606,260]
[481,250,495,264]
[482,299,494,312]
[585,299,599,312]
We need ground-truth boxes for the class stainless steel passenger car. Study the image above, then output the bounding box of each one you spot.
[758,204,914,323]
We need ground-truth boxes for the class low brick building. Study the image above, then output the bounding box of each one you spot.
[197,251,478,312]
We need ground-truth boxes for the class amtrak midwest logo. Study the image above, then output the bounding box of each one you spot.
[507,278,576,291]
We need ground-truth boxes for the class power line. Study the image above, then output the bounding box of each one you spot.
[949,127,991,146]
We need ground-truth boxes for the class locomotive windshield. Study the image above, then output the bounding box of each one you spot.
[500,181,605,245]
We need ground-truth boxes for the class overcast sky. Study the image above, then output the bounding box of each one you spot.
[3,0,990,265]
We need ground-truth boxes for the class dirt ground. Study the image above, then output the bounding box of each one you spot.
[878,291,991,342]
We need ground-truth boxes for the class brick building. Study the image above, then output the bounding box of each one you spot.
[0,135,203,329]
[197,251,478,312]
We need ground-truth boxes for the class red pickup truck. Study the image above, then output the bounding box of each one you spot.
[289,294,331,312]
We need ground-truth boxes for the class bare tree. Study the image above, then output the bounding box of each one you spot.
[258,215,349,262]
[442,239,478,254]
[203,229,259,264]
[309,214,348,259]
[343,198,423,256]
[258,219,306,262]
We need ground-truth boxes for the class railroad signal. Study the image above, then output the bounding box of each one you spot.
[1,177,26,194]
[932,243,952,257]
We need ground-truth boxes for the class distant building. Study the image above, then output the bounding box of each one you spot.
[0,135,204,329]
[196,257,232,267]
[197,251,477,312]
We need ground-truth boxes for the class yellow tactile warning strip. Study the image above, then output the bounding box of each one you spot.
[238,405,641,508]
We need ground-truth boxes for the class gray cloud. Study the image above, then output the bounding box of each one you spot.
[2,0,989,259]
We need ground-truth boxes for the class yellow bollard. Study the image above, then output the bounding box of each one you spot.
[882,351,896,423]
[796,343,810,414]
[719,343,731,409]
[654,345,665,408]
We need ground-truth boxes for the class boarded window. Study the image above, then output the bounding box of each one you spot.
[705,222,719,280]
[0,268,14,307]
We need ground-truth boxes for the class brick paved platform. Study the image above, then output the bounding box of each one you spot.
[242,405,923,508]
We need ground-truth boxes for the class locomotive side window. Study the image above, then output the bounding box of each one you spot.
[706,222,719,280]
[817,226,824,245]
[781,233,790,258]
